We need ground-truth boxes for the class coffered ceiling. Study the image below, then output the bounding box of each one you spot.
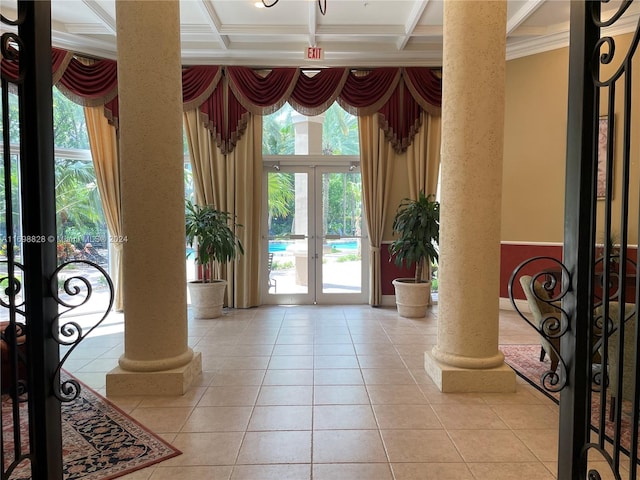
[1,0,639,67]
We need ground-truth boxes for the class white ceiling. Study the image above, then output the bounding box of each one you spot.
[2,0,639,67]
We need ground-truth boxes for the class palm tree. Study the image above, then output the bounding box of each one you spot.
[55,158,105,242]
[322,103,359,155]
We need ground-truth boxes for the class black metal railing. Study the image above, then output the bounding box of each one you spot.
[1,2,114,479]
[509,2,639,478]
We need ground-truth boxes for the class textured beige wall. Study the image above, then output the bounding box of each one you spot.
[501,32,639,244]
[502,47,569,243]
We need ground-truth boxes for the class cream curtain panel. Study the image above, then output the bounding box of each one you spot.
[83,105,124,311]
[359,113,396,306]
[407,111,441,200]
[183,109,262,308]
[404,110,442,293]
[228,115,262,308]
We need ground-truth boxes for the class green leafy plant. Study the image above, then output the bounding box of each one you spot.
[389,191,440,283]
[185,201,244,283]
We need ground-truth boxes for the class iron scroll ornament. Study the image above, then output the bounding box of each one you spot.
[508,256,571,393]
[50,260,114,402]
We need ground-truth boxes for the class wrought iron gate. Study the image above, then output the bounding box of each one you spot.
[1,2,113,478]
[509,1,639,479]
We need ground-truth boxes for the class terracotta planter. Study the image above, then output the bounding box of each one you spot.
[188,280,227,319]
[392,278,431,318]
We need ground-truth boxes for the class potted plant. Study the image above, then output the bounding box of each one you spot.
[185,200,244,318]
[388,191,440,318]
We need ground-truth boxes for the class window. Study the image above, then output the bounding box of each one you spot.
[262,102,359,156]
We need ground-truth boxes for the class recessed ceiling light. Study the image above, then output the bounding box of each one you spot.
[254,2,264,8]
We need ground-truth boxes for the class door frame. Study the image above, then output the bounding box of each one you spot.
[261,158,368,305]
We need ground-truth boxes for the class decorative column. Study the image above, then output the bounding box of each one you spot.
[106,0,202,395]
[424,0,515,392]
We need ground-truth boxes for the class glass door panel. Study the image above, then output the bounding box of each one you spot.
[265,168,314,304]
[316,168,367,304]
[263,165,367,304]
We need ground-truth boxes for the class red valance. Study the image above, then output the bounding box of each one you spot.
[56,55,118,107]
[1,47,442,154]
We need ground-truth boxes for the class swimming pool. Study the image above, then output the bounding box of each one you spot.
[269,240,359,253]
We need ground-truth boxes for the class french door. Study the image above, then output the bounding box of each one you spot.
[262,164,368,305]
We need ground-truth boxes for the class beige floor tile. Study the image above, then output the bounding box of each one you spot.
[314,355,360,368]
[419,385,487,404]
[137,387,206,407]
[313,344,355,355]
[181,406,253,432]
[373,404,442,429]
[256,385,313,405]
[312,463,393,480]
[267,355,313,369]
[271,344,314,355]
[199,386,260,407]
[366,384,428,404]
[201,356,230,371]
[105,395,144,413]
[398,354,427,369]
[128,407,193,433]
[207,345,274,356]
[237,431,311,464]
[262,369,314,385]
[313,430,387,463]
[479,383,550,405]
[356,354,406,369]
[313,405,377,429]
[353,343,398,355]
[313,368,364,385]
[361,368,416,385]
[467,462,556,480]
[408,369,437,386]
[448,429,538,462]
[279,326,314,335]
[431,404,509,430]
[513,429,559,462]
[492,402,560,430]
[64,305,568,479]
[276,334,314,344]
[230,464,311,480]
[163,432,244,466]
[314,334,353,344]
[209,369,265,386]
[149,466,233,479]
[381,429,462,463]
[391,463,474,480]
[247,405,312,430]
[222,356,270,370]
[313,385,370,405]
[350,334,392,344]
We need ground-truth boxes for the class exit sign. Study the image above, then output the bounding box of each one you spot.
[305,47,324,60]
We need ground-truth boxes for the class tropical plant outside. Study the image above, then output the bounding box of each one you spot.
[389,192,440,283]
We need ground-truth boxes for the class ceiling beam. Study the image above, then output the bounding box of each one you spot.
[197,0,229,50]
[507,0,546,36]
[81,0,116,34]
[397,0,430,50]
[308,0,317,47]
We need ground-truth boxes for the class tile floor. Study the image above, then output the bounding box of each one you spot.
[65,304,563,480]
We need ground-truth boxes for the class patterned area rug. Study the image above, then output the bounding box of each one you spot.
[501,343,638,460]
[2,373,180,479]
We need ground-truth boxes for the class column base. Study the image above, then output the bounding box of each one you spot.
[106,351,202,396]
[424,351,516,393]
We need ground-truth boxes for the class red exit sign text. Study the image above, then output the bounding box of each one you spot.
[306,47,324,60]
